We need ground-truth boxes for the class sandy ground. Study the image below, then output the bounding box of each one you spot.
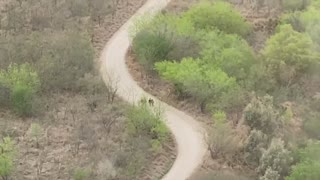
[100,0,207,180]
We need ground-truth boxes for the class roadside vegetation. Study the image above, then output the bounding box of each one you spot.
[130,0,320,179]
[0,0,174,179]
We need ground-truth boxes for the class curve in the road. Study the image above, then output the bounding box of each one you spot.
[100,0,207,180]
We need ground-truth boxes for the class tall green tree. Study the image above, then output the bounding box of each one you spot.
[156,58,238,112]
[262,24,317,86]
[197,30,255,81]
[286,141,320,180]
[182,1,251,37]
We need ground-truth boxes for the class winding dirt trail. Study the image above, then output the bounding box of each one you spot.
[100,0,207,179]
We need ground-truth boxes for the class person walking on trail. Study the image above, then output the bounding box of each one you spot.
[148,98,154,106]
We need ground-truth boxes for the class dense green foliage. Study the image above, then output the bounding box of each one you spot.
[281,4,320,51]
[0,64,40,116]
[156,58,238,112]
[262,24,316,86]
[132,29,174,70]
[286,141,320,180]
[182,1,251,37]
[197,30,255,81]
[131,14,199,70]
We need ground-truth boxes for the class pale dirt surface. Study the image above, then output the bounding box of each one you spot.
[100,0,207,180]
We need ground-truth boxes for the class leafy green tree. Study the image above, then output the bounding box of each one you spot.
[182,1,251,37]
[197,30,255,81]
[155,58,238,112]
[132,30,173,71]
[131,14,198,70]
[262,24,317,86]
[286,141,320,180]
[286,161,320,180]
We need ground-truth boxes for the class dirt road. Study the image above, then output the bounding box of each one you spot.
[100,0,207,179]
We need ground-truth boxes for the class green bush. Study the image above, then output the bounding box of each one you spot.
[11,85,34,116]
[0,63,40,91]
[281,6,320,50]
[0,63,40,116]
[131,14,198,70]
[280,12,305,32]
[155,58,238,112]
[286,141,320,180]
[182,1,251,37]
[126,99,169,143]
[258,138,293,180]
[213,111,227,124]
[197,30,255,81]
[262,24,316,86]
[132,30,173,70]
[73,168,90,180]
[244,95,282,135]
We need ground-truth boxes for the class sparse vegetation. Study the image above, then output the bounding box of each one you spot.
[0,0,175,179]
